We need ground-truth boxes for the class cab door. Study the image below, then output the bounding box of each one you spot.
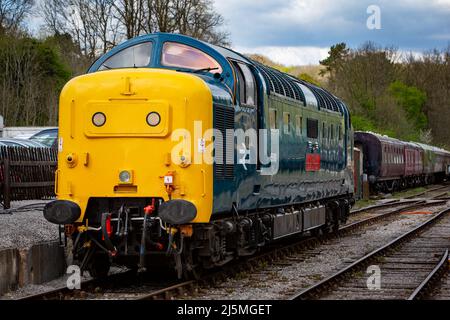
[230,61,261,209]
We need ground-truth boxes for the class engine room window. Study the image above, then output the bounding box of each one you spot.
[307,119,319,139]
[296,115,303,136]
[284,113,291,134]
[269,109,277,130]
[99,42,152,70]
[162,42,223,74]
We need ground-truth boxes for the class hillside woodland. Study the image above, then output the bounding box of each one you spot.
[0,1,449,147]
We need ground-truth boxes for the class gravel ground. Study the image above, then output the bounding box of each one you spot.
[0,200,59,250]
[190,203,449,300]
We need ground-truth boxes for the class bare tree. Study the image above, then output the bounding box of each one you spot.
[141,0,229,45]
[41,0,120,59]
[94,0,120,53]
[40,0,67,35]
[40,0,230,62]
[0,0,34,34]
[113,0,146,39]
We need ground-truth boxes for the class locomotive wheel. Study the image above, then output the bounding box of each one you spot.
[88,253,111,279]
[182,241,204,280]
[310,228,323,237]
[321,220,340,234]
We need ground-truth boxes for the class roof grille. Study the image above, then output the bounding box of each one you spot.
[252,60,342,112]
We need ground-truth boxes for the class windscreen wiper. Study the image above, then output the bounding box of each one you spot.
[193,67,219,73]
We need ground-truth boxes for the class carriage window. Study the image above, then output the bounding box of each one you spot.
[284,113,291,134]
[162,42,222,74]
[269,109,277,130]
[296,115,303,136]
[99,42,153,70]
[307,119,319,139]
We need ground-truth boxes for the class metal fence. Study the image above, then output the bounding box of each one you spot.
[0,147,57,209]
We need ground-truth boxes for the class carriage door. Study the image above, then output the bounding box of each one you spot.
[231,61,260,197]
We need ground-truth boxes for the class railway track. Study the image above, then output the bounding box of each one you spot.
[18,269,182,301]
[290,207,450,300]
[18,198,447,301]
[408,250,449,300]
[403,184,450,200]
[351,184,450,215]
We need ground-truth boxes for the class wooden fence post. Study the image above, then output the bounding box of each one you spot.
[3,157,11,209]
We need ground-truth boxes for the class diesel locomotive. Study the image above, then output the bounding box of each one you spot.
[44,33,355,278]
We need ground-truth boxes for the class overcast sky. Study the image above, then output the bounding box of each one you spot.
[215,0,450,65]
[28,0,450,66]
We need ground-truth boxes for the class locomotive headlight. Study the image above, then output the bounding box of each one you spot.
[119,170,133,184]
[92,112,107,127]
[146,112,161,127]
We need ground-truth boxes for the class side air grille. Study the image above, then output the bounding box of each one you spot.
[214,104,235,180]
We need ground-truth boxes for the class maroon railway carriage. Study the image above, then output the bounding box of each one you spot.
[355,131,450,193]
[355,132,406,192]
[404,142,423,186]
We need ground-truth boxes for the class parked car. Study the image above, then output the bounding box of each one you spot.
[29,128,58,148]
[0,138,48,148]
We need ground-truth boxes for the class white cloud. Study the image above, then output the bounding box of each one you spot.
[233,45,329,66]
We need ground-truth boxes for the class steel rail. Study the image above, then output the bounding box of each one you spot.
[408,249,449,300]
[403,184,450,200]
[111,200,446,301]
[350,199,416,215]
[18,200,445,301]
[290,207,450,300]
[351,184,450,215]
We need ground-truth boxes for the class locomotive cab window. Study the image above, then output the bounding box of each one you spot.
[307,119,319,139]
[99,42,153,71]
[161,42,223,74]
[233,62,257,107]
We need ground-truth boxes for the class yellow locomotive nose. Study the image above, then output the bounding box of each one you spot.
[54,68,214,224]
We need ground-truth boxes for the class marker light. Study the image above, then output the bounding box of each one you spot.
[147,112,161,127]
[119,171,132,184]
[92,112,106,127]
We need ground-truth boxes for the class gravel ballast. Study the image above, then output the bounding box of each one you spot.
[0,200,59,250]
[191,203,449,300]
